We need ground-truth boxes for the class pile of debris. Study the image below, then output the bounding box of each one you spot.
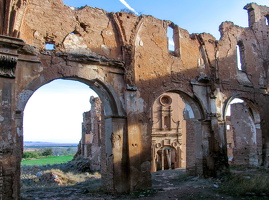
[35,171,63,185]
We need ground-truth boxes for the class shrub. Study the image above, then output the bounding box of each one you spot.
[23,152,39,159]
[40,148,53,157]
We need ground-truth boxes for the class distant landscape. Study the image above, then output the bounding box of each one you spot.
[22,141,79,166]
[24,141,78,147]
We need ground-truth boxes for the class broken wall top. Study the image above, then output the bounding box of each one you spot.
[3,0,269,93]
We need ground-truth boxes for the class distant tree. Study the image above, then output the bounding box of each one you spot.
[40,148,53,157]
[22,152,39,159]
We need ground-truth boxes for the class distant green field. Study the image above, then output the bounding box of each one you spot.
[21,155,74,166]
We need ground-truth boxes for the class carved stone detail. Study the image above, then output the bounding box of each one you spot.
[0,36,24,78]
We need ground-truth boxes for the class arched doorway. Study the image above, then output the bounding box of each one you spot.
[16,76,128,193]
[224,97,262,166]
[23,79,97,143]
[156,146,177,170]
[21,79,100,194]
[151,91,204,174]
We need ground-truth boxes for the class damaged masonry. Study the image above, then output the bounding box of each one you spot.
[0,0,269,199]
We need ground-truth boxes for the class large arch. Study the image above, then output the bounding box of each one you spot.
[17,77,125,117]
[15,67,128,193]
[149,89,209,176]
[223,94,262,166]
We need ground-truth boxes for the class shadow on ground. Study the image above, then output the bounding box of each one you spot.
[21,167,269,200]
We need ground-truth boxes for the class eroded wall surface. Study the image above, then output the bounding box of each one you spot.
[228,103,262,166]
[75,96,103,171]
[0,0,269,199]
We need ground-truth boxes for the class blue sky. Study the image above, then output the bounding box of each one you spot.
[63,0,269,39]
[24,0,269,143]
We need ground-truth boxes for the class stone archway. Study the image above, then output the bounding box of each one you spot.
[15,72,128,194]
[223,96,262,166]
[150,91,206,175]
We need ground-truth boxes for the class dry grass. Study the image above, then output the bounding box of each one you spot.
[21,163,101,190]
[220,168,269,197]
[41,169,100,185]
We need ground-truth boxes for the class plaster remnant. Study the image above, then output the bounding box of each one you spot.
[101,45,111,56]
[63,34,91,54]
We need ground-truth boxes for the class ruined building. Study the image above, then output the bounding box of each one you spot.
[226,102,263,166]
[75,96,103,171]
[0,0,269,199]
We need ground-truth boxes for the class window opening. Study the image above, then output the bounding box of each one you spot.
[45,43,55,50]
[167,26,175,52]
[266,16,269,25]
[236,41,245,71]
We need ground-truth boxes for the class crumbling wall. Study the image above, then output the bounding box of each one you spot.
[0,1,269,199]
[76,96,103,171]
[20,0,122,59]
[229,103,262,166]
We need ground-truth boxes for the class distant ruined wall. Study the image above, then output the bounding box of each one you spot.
[76,96,103,171]
[0,0,269,199]
[229,103,262,166]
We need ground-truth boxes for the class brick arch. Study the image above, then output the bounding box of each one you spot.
[15,74,129,193]
[223,94,262,167]
[149,89,206,120]
[16,76,125,118]
[223,94,261,124]
[150,90,210,176]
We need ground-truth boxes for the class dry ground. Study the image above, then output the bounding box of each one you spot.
[21,167,269,200]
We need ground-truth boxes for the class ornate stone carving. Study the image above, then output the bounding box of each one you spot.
[0,36,24,78]
[111,132,121,148]
[0,55,17,78]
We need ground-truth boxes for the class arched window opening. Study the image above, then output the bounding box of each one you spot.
[21,79,103,194]
[236,41,246,71]
[225,98,262,167]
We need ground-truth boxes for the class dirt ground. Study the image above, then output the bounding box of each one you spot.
[21,168,267,200]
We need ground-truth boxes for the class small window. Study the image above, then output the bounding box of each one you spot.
[236,41,246,71]
[167,26,174,52]
[226,124,231,130]
[45,43,55,50]
[266,16,269,25]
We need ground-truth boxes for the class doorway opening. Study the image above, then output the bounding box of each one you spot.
[151,92,200,172]
[21,79,105,197]
[225,98,262,167]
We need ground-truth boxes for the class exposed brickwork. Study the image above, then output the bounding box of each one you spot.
[76,96,103,171]
[228,103,262,166]
[0,1,269,199]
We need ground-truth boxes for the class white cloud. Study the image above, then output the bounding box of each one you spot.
[119,0,139,15]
